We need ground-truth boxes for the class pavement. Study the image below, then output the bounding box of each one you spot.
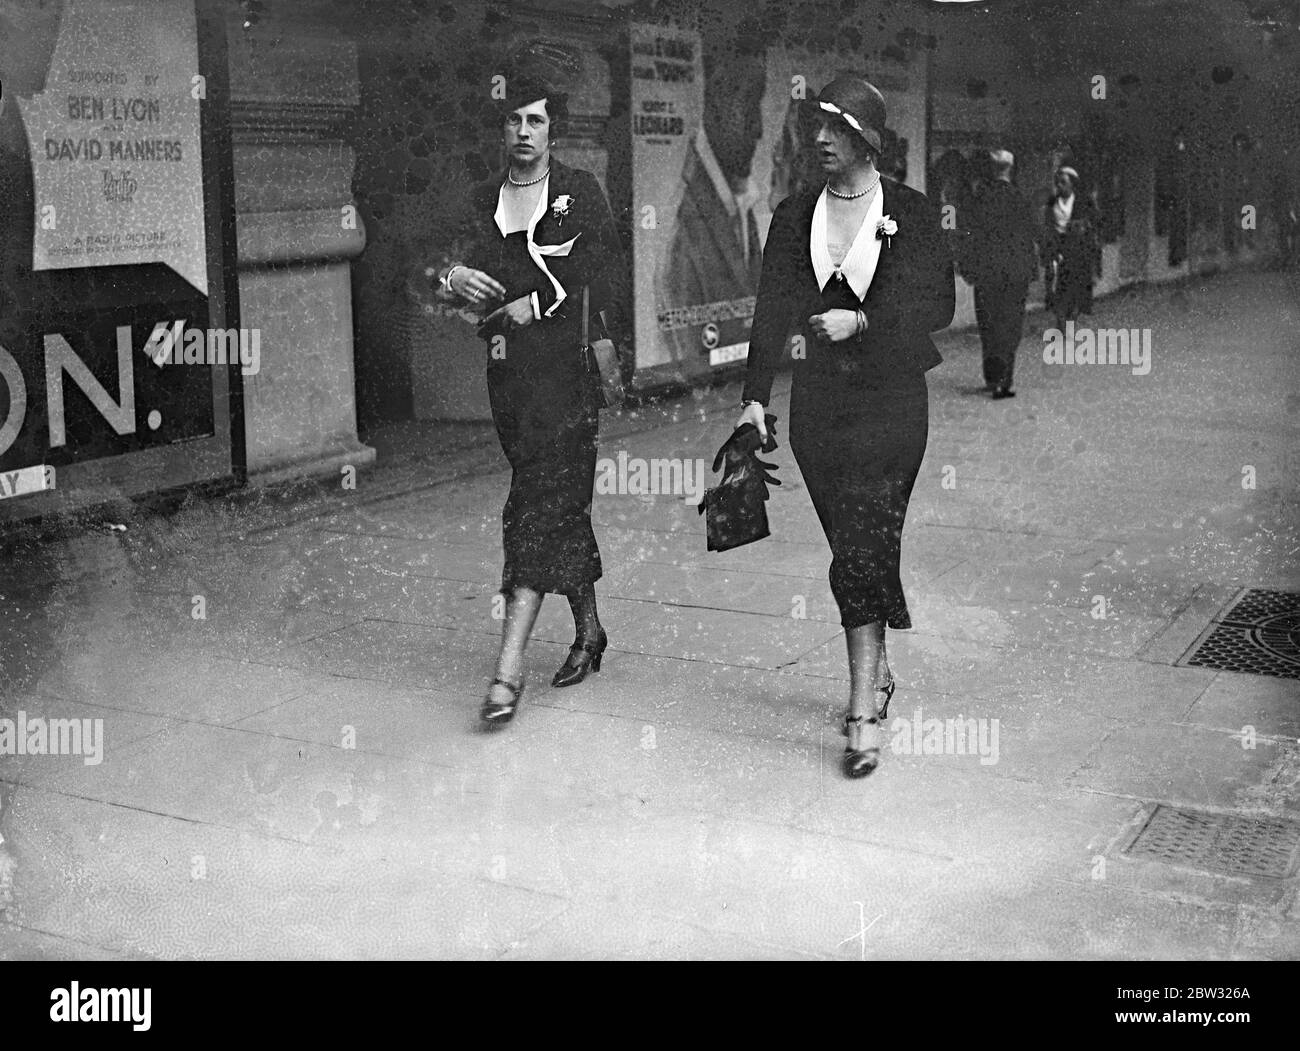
[1,267,1298,960]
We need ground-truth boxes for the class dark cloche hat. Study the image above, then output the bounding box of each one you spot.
[809,74,887,155]
[500,38,582,111]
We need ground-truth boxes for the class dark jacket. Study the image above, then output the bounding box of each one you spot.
[964,179,1038,287]
[459,156,627,333]
[1041,192,1101,276]
[741,177,954,406]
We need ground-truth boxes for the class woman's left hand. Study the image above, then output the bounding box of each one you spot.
[482,296,536,331]
[808,309,860,343]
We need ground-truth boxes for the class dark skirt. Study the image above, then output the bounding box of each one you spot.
[1046,234,1095,320]
[486,321,602,597]
[789,351,929,631]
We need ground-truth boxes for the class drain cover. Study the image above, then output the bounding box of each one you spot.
[1123,805,1300,878]
[1179,589,1300,680]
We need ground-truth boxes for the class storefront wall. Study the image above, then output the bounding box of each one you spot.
[930,7,1292,333]
[254,0,1291,434]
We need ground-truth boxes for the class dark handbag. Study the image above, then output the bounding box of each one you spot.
[697,416,781,552]
[581,285,625,408]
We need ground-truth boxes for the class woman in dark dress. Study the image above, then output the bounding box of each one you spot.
[737,76,954,778]
[1041,166,1101,329]
[437,71,625,727]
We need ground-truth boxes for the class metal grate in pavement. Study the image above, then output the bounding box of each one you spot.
[1123,805,1300,879]
[1178,588,1300,680]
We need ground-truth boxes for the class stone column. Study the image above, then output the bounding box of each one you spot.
[224,12,375,485]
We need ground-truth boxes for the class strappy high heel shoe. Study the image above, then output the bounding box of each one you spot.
[551,630,608,688]
[839,677,895,736]
[876,676,896,721]
[842,713,882,779]
[481,677,524,727]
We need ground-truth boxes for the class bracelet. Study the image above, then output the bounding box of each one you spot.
[442,264,464,294]
[741,398,765,409]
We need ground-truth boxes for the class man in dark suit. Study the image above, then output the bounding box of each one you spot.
[965,149,1038,398]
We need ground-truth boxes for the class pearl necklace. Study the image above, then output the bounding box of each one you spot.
[507,166,550,187]
[826,173,880,200]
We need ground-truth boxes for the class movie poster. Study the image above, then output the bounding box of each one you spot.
[630,23,925,388]
[17,0,208,294]
[629,23,705,382]
[0,0,237,516]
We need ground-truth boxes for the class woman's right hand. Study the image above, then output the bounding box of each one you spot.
[448,266,507,305]
[736,401,768,442]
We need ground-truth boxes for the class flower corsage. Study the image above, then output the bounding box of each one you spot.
[876,215,898,248]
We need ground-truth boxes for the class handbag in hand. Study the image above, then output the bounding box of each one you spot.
[697,416,781,552]
[582,285,625,409]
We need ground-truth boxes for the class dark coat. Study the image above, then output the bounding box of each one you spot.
[460,156,628,331]
[741,177,955,406]
[1041,192,1101,316]
[1041,192,1101,273]
[963,179,1038,288]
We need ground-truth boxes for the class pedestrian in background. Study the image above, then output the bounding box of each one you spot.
[1155,127,1191,266]
[1224,132,1256,257]
[964,148,1037,398]
[1272,142,1300,269]
[1042,165,1101,331]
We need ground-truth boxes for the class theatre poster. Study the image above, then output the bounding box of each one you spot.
[628,22,925,391]
[0,0,239,519]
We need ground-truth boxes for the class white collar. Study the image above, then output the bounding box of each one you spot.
[810,184,885,300]
[494,171,549,236]
[493,173,569,314]
[1052,193,1074,231]
[695,127,759,218]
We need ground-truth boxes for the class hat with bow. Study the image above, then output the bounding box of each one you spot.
[809,74,887,155]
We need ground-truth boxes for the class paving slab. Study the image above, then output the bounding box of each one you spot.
[2,270,1297,958]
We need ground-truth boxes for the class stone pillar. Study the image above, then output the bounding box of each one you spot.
[224,13,375,485]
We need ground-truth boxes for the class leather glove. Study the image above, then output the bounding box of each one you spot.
[699,415,781,523]
[711,415,780,475]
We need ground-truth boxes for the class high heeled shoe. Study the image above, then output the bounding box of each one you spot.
[551,631,607,688]
[876,677,896,721]
[481,677,524,727]
[842,713,882,779]
[839,677,895,735]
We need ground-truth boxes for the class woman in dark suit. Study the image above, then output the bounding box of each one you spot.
[1041,166,1101,329]
[737,76,954,778]
[438,64,625,727]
